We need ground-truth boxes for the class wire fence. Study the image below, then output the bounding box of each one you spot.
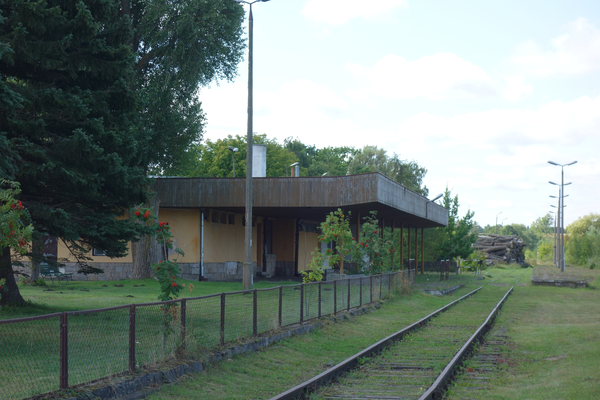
[0,269,413,400]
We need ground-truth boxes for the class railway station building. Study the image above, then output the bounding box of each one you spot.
[54,169,448,282]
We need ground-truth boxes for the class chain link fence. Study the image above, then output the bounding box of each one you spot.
[0,270,413,400]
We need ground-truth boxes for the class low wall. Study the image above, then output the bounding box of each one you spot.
[62,263,200,281]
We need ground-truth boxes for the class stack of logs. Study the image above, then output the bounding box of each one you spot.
[472,234,526,265]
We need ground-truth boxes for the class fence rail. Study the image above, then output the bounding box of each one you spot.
[0,270,413,400]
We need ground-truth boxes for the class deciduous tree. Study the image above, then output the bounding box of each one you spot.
[347,145,429,196]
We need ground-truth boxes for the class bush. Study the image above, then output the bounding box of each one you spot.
[462,250,486,271]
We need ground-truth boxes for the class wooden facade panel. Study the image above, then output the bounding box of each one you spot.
[151,173,447,228]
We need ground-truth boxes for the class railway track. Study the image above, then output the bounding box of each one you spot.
[270,285,512,400]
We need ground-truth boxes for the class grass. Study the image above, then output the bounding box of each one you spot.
[7,265,598,399]
[145,265,599,400]
[146,285,482,400]
[453,264,600,399]
[0,278,301,320]
[1,273,402,400]
[413,269,480,290]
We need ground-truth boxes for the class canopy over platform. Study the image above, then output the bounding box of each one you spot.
[152,173,447,228]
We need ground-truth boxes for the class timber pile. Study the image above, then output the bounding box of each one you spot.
[472,234,526,265]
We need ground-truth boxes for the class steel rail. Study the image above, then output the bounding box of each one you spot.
[419,286,513,400]
[269,286,483,400]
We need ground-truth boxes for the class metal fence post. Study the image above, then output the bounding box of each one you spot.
[379,275,382,300]
[278,286,283,328]
[180,299,186,350]
[220,293,225,346]
[129,305,136,372]
[318,281,322,318]
[300,284,304,323]
[370,275,373,304]
[440,260,444,281]
[347,278,351,311]
[333,280,337,314]
[359,277,363,307]
[60,312,68,389]
[253,289,257,336]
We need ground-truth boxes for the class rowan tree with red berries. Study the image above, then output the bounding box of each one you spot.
[0,180,33,305]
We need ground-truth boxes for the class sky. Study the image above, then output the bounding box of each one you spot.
[198,0,600,229]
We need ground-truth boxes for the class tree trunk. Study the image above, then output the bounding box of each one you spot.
[131,194,161,279]
[28,235,44,284]
[0,247,26,306]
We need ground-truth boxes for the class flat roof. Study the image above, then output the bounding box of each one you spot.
[152,172,448,228]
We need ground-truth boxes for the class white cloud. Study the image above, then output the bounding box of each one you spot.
[485,199,513,209]
[303,0,407,26]
[346,53,498,101]
[502,76,533,101]
[509,17,600,77]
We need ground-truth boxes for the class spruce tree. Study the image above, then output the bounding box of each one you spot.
[0,0,149,304]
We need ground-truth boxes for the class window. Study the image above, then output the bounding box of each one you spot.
[93,248,106,256]
[228,214,235,225]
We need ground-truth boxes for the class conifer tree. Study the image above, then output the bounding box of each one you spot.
[0,0,149,304]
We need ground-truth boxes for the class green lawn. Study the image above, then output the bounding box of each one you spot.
[0,278,300,320]
[5,265,597,399]
[144,264,600,400]
[452,264,600,399]
[0,273,400,400]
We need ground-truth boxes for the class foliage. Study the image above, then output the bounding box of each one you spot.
[130,206,192,301]
[284,137,357,177]
[0,180,33,304]
[566,214,600,267]
[0,180,33,254]
[129,0,246,174]
[303,209,356,282]
[0,0,153,304]
[356,212,395,274]
[432,188,477,261]
[463,249,486,271]
[347,145,429,196]
[178,134,300,178]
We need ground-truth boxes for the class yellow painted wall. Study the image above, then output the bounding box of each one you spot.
[57,239,133,262]
[272,218,296,262]
[56,208,200,263]
[203,212,259,263]
[159,208,200,263]
[297,231,319,272]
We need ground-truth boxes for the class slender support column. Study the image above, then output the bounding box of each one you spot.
[421,228,425,274]
[400,222,404,269]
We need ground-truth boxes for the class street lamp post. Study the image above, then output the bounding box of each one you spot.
[236,0,271,289]
[550,192,569,268]
[495,211,503,234]
[548,159,576,272]
[549,210,556,264]
[228,146,239,177]
[425,193,443,219]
